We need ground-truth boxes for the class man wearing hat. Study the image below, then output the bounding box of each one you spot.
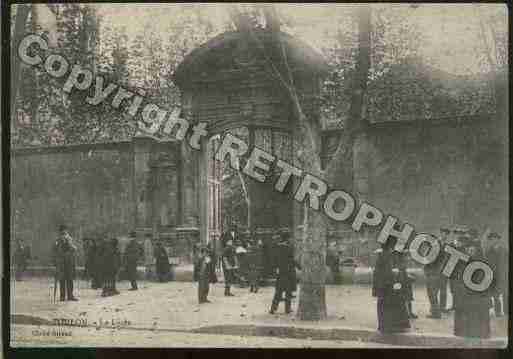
[197,244,214,304]
[424,227,451,319]
[222,237,238,296]
[124,231,143,290]
[143,233,154,280]
[14,238,31,281]
[52,225,78,301]
[439,227,451,313]
[269,231,301,314]
[485,232,507,317]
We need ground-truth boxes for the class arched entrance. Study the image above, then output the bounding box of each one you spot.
[173,28,329,255]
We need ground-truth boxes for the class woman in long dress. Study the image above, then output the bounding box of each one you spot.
[372,241,411,334]
[453,238,491,338]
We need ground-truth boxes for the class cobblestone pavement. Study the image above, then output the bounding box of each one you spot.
[11,324,396,347]
[10,277,508,347]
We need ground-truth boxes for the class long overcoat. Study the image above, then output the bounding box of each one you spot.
[372,251,410,333]
[454,246,491,338]
[124,240,143,278]
[275,242,300,293]
[53,239,76,281]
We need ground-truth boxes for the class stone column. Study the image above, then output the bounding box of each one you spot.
[181,140,198,227]
[198,136,210,244]
[133,135,154,234]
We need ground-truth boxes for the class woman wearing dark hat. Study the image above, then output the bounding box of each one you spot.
[154,241,171,282]
[372,239,410,334]
[453,237,491,338]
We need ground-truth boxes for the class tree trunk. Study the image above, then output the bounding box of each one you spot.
[297,208,327,320]
[297,5,371,321]
[11,5,31,118]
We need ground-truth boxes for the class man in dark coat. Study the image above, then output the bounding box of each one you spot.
[423,235,445,319]
[124,231,143,290]
[247,238,263,293]
[454,238,491,338]
[438,227,452,313]
[197,244,215,304]
[269,231,301,314]
[222,238,238,296]
[83,238,97,288]
[53,225,78,301]
[101,237,121,297]
[14,239,31,280]
[372,241,410,334]
[326,242,340,284]
[192,242,201,282]
[154,241,170,282]
[400,255,417,319]
[207,241,218,284]
[486,231,507,317]
[90,237,104,289]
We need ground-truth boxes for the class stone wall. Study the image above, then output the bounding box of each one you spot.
[11,137,183,265]
[352,116,508,236]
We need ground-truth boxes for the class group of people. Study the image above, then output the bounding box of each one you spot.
[21,222,510,339]
[194,229,300,314]
[53,226,174,301]
[372,225,508,338]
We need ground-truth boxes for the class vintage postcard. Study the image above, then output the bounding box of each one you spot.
[6,2,508,349]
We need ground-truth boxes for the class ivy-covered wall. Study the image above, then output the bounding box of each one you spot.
[353,116,508,237]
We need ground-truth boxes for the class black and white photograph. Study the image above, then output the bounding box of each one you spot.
[5,2,509,349]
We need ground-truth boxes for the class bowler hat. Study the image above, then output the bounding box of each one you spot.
[452,225,469,234]
[468,228,479,238]
[487,232,501,240]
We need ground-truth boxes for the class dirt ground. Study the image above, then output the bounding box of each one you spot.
[9,277,508,347]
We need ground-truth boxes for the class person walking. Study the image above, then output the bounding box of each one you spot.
[400,255,417,319]
[372,240,410,334]
[143,233,154,280]
[269,231,301,314]
[247,237,263,293]
[424,227,450,319]
[154,241,170,282]
[52,225,78,301]
[197,245,214,304]
[124,231,143,290]
[207,241,218,284]
[222,238,238,296]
